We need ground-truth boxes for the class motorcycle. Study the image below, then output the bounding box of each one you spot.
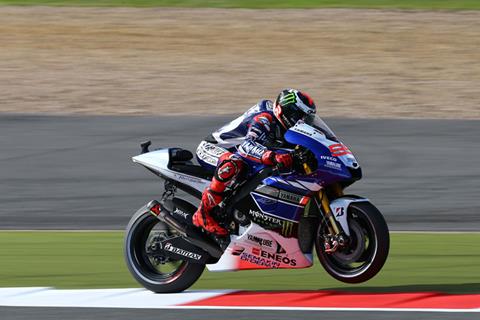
[124,115,390,293]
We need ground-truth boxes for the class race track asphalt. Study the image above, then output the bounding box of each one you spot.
[1,307,477,320]
[0,114,479,230]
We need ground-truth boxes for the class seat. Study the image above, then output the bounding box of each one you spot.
[170,148,194,162]
[169,148,214,181]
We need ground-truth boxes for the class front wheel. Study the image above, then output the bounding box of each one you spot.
[124,205,205,293]
[315,201,389,283]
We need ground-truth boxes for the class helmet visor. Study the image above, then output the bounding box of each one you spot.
[282,105,309,128]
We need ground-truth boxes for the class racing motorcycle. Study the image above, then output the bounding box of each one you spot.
[124,115,390,293]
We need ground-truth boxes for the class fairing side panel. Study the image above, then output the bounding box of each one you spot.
[236,184,312,238]
[207,223,313,272]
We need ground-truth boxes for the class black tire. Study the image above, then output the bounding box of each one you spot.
[315,201,389,283]
[124,205,204,293]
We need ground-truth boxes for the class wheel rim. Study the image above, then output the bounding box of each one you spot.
[316,207,378,278]
[128,214,188,284]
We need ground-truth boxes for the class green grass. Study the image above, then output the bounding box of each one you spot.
[1,231,479,293]
[0,0,480,10]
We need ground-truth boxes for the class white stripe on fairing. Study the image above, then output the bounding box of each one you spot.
[0,288,234,309]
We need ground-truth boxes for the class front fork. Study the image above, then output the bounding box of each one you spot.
[318,188,341,235]
[303,163,346,253]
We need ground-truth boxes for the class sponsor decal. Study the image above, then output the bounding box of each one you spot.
[197,149,218,166]
[174,173,203,184]
[320,155,337,162]
[325,160,342,170]
[251,248,297,267]
[247,234,273,248]
[239,142,266,159]
[280,92,298,106]
[240,252,280,268]
[197,141,226,166]
[335,207,345,217]
[231,246,245,256]
[249,210,281,225]
[173,208,189,220]
[292,123,325,138]
[202,144,225,157]
[293,127,314,137]
[163,243,202,260]
[278,191,303,204]
[281,221,295,237]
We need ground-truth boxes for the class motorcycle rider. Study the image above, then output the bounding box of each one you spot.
[193,89,317,236]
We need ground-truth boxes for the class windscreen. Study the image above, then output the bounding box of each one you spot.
[303,114,338,141]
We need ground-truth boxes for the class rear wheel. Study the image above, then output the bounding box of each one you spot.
[315,201,389,283]
[124,206,204,293]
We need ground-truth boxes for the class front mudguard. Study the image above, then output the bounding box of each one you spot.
[329,196,369,236]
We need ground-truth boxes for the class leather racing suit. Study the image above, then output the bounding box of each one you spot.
[193,100,293,235]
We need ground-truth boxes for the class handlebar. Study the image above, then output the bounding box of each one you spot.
[292,145,316,174]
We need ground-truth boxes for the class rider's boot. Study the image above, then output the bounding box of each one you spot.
[192,188,228,236]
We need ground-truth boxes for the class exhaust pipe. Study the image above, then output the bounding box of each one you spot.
[147,200,223,258]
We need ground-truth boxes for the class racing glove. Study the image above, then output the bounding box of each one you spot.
[261,151,293,169]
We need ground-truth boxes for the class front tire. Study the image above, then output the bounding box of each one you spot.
[124,205,204,293]
[315,201,389,283]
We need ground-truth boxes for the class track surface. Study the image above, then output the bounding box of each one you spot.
[3,306,477,320]
[0,287,478,320]
[1,114,479,230]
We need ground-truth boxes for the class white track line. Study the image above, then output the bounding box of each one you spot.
[0,288,478,313]
[0,288,233,309]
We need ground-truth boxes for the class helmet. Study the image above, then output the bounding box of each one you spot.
[273,89,316,130]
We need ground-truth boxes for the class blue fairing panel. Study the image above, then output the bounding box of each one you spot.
[251,192,304,222]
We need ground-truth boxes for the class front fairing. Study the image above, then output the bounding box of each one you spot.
[284,121,361,186]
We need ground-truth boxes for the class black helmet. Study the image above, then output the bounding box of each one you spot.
[273,89,316,130]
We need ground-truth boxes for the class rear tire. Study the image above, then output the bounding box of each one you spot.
[124,205,204,293]
[315,201,389,283]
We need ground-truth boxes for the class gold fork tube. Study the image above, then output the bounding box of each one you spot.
[319,190,341,235]
[302,162,341,235]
